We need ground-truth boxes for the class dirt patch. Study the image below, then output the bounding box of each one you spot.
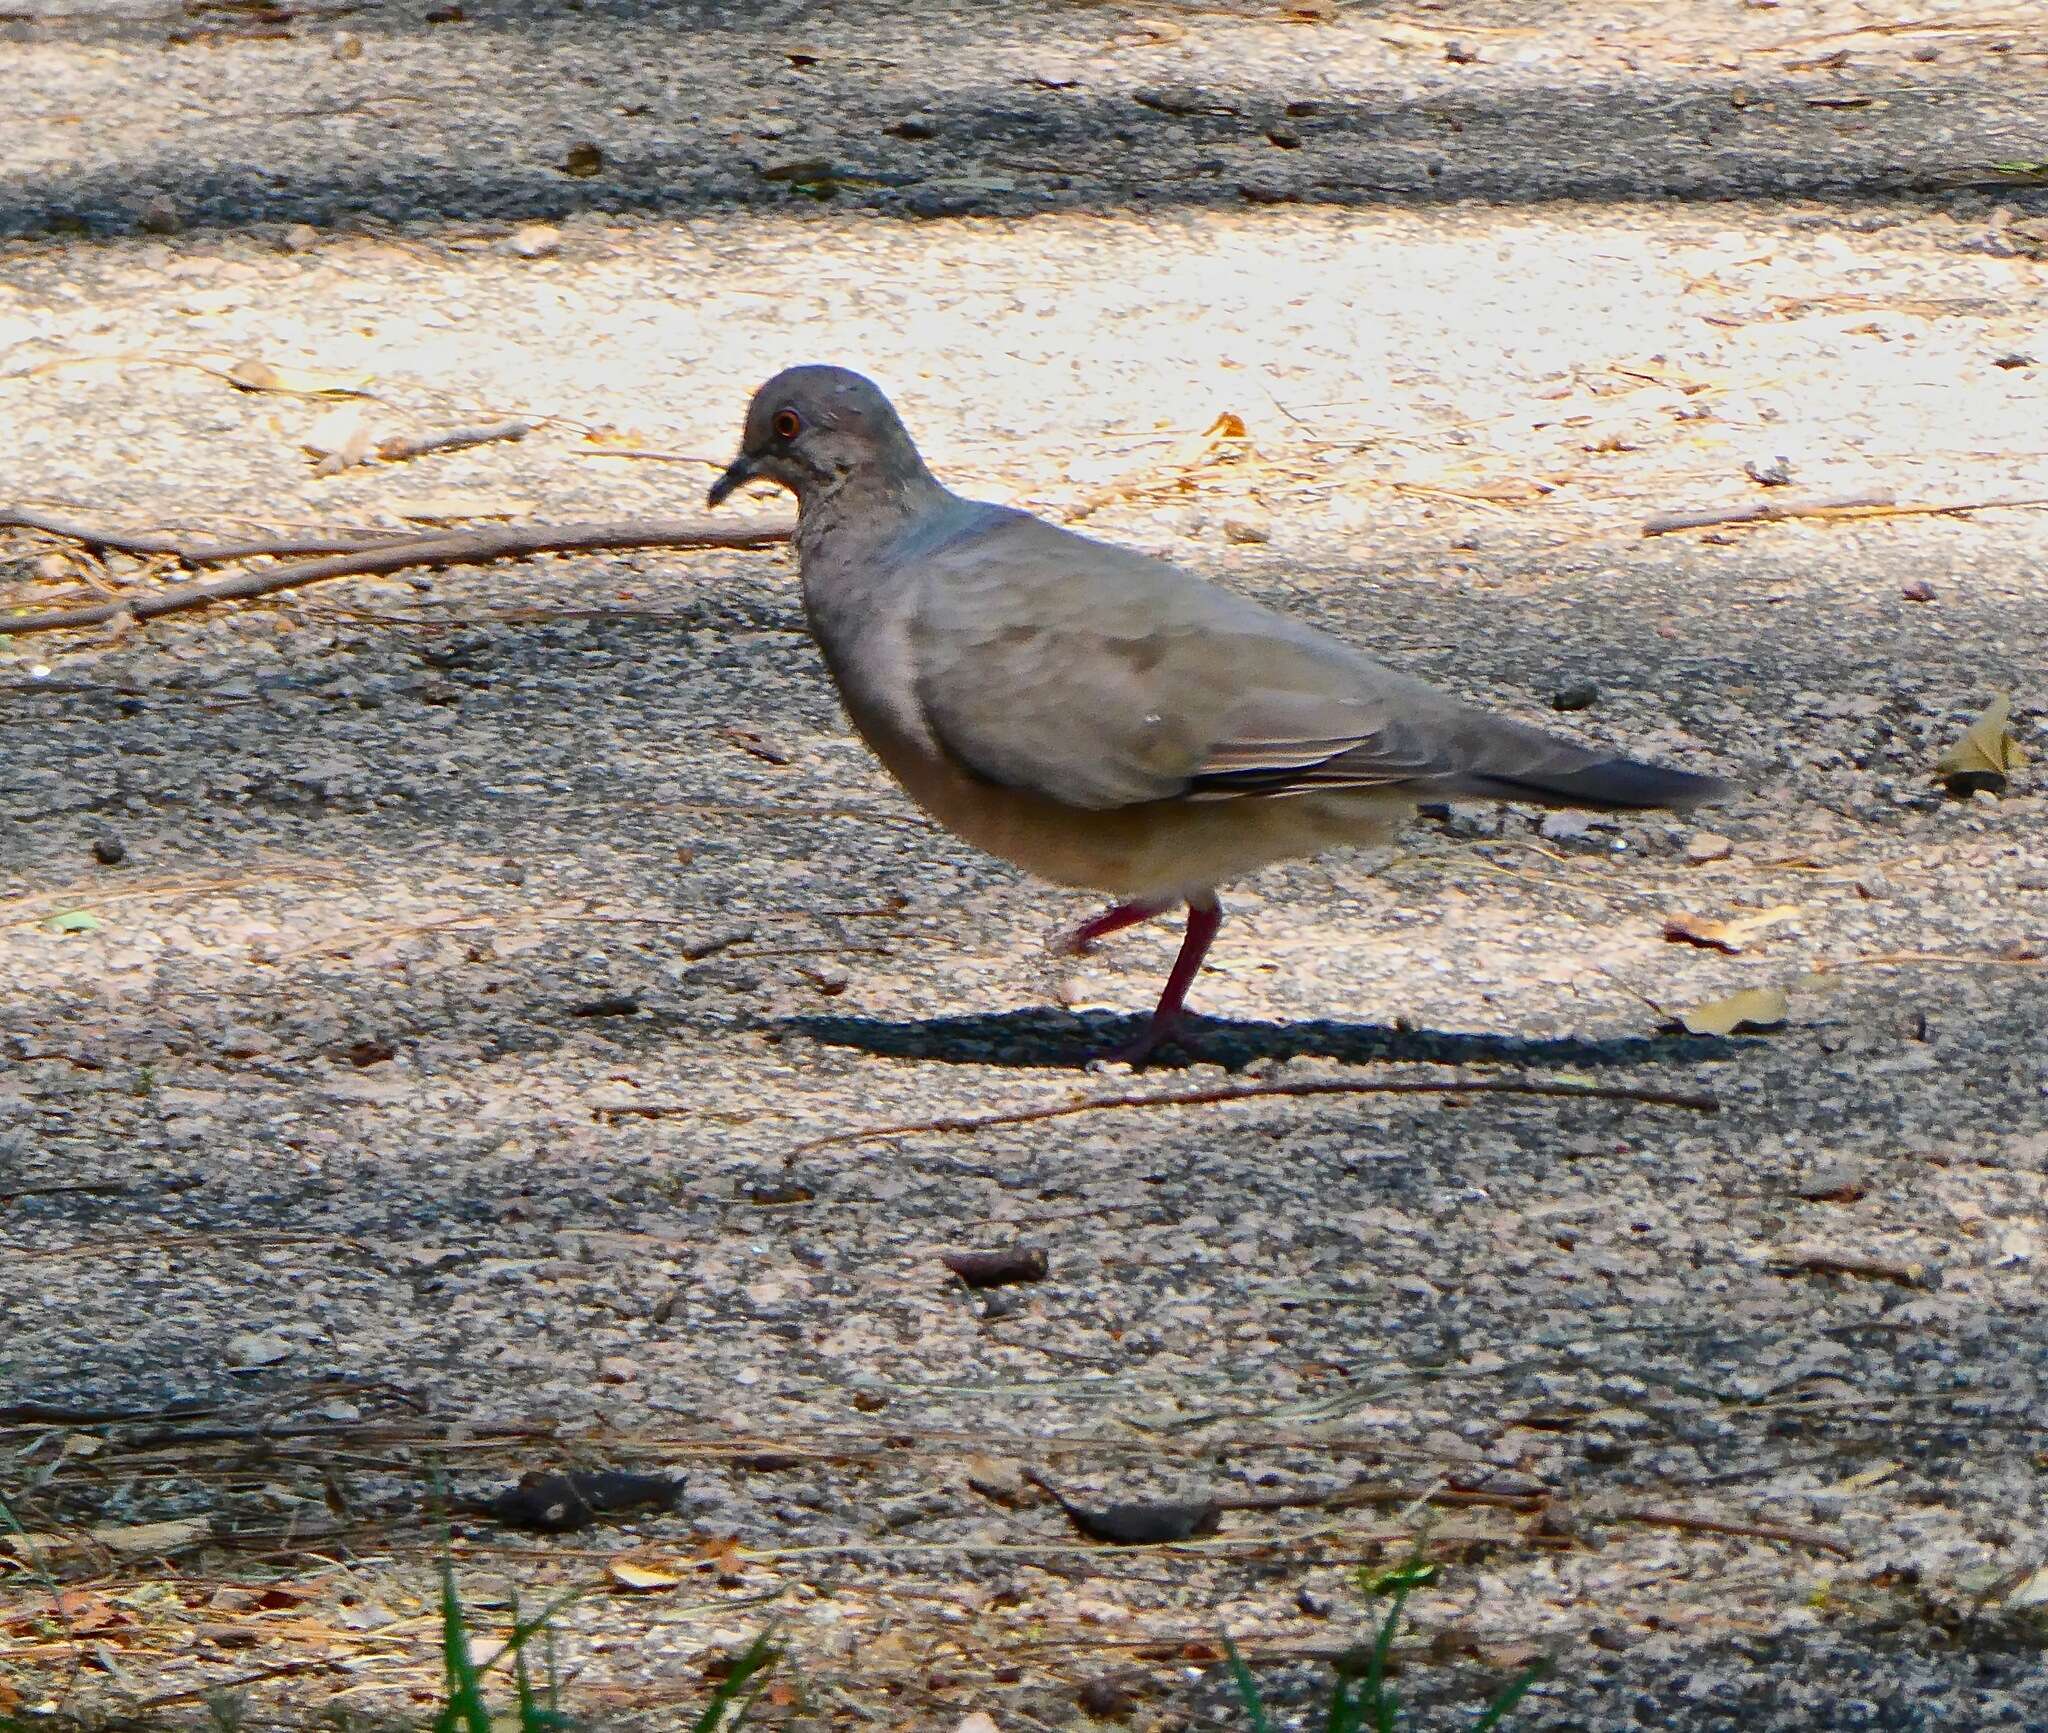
[3,2,2046,1728]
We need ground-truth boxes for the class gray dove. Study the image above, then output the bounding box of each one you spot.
[708,365,1730,1062]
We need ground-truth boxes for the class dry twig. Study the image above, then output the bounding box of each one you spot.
[374,419,534,463]
[0,515,794,634]
[1643,491,2048,537]
[1641,491,1895,536]
[1615,1505,1852,1559]
[0,507,409,566]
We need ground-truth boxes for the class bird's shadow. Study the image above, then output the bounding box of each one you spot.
[785,1008,1730,1072]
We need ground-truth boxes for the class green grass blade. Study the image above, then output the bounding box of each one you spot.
[475,1591,582,1681]
[1364,1583,1406,1732]
[1323,1669,1364,1733]
[433,1559,494,1733]
[1470,1659,1548,1731]
[1221,1637,1273,1733]
[691,1627,783,1733]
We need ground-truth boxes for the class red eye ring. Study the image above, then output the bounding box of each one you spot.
[771,408,802,441]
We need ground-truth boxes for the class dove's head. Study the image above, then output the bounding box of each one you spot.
[708,365,934,511]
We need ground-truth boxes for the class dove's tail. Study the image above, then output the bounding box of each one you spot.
[1452,756,1734,813]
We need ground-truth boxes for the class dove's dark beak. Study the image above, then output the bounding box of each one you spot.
[706,453,758,509]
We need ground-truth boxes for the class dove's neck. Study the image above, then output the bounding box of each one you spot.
[794,461,953,573]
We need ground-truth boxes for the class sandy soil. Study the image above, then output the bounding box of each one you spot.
[3,2,2046,1728]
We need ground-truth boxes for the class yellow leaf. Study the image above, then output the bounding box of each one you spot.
[225,357,375,398]
[1826,1459,1901,1495]
[1935,693,2025,795]
[604,1558,683,1591]
[1678,986,1789,1036]
[2008,1564,2048,1609]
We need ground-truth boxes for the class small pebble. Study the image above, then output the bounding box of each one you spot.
[1222,517,1271,544]
[91,834,127,866]
[507,223,562,259]
[1745,456,1793,487]
[1550,681,1598,711]
[885,115,938,140]
[1684,831,1733,864]
[1900,579,1936,602]
[225,1332,292,1370]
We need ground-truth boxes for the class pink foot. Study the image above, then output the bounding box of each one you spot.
[1093,894,1223,1068]
[1056,898,1168,958]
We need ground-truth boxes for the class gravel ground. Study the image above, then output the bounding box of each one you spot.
[3,1,2047,1729]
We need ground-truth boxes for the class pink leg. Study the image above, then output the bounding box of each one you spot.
[1112,892,1223,1068]
[1056,898,1169,957]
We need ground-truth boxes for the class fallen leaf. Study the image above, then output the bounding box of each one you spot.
[1674,986,1789,1036]
[1661,904,1799,954]
[1826,1460,1901,1495]
[941,1246,1048,1289]
[1935,693,2025,796]
[605,1558,684,1592]
[1166,410,1250,470]
[43,909,103,934]
[692,1533,748,1577]
[224,357,373,397]
[2007,1564,2048,1608]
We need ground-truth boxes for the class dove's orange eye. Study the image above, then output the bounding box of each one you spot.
[771,408,802,441]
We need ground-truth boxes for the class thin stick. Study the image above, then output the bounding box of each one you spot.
[790,1076,1720,1154]
[374,420,533,464]
[0,1182,130,1204]
[1640,491,1895,536]
[0,516,793,634]
[1810,948,2044,973]
[1615,1506,1851,1559]
[0,508,410,566]
[1643,491,2048,537]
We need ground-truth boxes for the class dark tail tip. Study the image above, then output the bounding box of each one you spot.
[1467,758,1737,813]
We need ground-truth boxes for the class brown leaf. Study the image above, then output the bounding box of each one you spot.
[941,1246,1048,1289]
[1935,693,2025,795]
[1661,904,1799,954]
